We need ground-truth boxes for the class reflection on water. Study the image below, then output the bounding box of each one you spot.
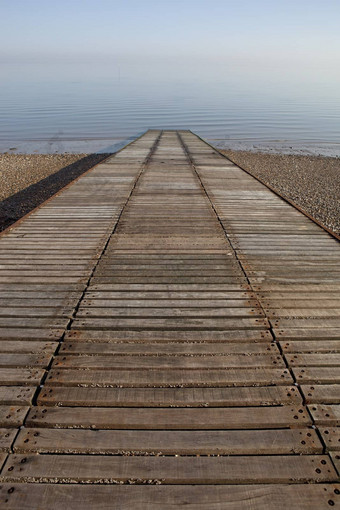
[1,59,339,155]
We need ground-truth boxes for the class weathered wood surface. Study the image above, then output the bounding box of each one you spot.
[0,130,339,507]
[1,454,336,483]
[44,367,291,387]
[1,485,339,510]
[25,405,311,429]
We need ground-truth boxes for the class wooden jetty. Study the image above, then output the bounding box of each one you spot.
[0,130,339,508]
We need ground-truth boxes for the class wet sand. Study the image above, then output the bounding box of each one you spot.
[221,150,340,236]
[1,151,339,236]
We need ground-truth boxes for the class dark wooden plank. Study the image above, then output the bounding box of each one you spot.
[81,298,259,308]
[65,328,271,343]
[52,353,283,370]
[45,367,292,387]
[294,367,340,384]
[288,354,340,366]
[37,385,301,407]
[26,405,311,429]
[0,329,63,340]
[0,317,69,329]
[308,404,340,425]
[2,454,336,484]
[0,307,74,318]
[77,307,264,318]
[0,406,29,427]
[73,317,268,330]
[330,452,340,476]
[0,341,56,354]
[302,385,340,404]
[282,340,340,353]
[276,329,340,340]
[0,453,7,472]
[273,318,340,329]
[59,341,277,355]
[0,386,35,405]
[1,484,339,510]
[89,283,251,291]
[0,354,50,368]
[13,427,322,455]
[0,369,44,386]
[0,428,17,452]
[318,427,340,451]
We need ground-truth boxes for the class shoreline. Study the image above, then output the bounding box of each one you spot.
[1,150,339,236]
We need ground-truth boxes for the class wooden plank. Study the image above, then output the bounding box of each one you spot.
[0,406,29,427]
[0,387,35,405]
[273,318,340,329]
[302,385,340,404]
[65,329,271,343]
[262,299,340,308]
[276,329,340,341]
[85,291,256,300]
[0,328,63,341]
[330,452,340,476]
[0,317,69,329]
[94,267,241,274]
[0,341,56,354]
[268,309,340,318]
[37,385,301,407]
[0,369,44,386]
[13,427,322,455]
[0,453,7,472]
[73,317,268,330]
[0,307,73,317]
[25,405,311,429]
[287,354,340,366]
[318,427,340,451]
[89,284,251,291]
[76,307,264,318]
[0,298,79,308]
[294,367,340,384]
[0,354,50,368]
[0,484,339,509]
[45,367,292,387]
[52,353,283,370]
[81,298,258,308]
[0,277,86,284]
[91,277,245,284]
[282,340,340,353]
[59,341,277,355]
[1,454,336,484]
[0,428,17,452]
[308,404,340,425]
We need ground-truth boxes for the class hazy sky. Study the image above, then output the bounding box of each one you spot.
[1,0,340,68]
[1,0,339,148]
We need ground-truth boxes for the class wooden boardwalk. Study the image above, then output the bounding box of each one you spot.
[0,130,339,508]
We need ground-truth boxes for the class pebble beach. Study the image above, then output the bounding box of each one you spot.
[0,150,339,235]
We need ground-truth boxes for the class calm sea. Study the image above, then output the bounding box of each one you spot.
[1,59,340,155]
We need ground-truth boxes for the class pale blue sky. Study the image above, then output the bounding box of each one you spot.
[1,0,340,67]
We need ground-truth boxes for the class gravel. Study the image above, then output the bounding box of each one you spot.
[220,150,340,235]
[0,153,111,231]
